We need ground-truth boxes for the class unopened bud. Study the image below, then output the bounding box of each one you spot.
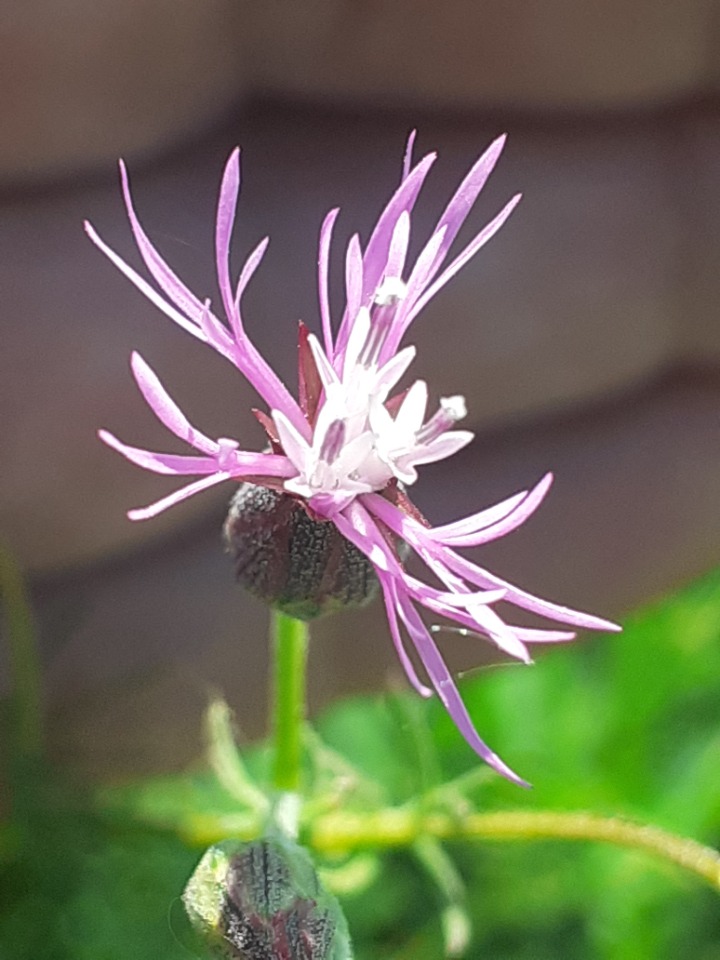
[224,483,378,620]
[183,837,353,960]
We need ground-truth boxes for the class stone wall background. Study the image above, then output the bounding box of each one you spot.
[1,1,719,775]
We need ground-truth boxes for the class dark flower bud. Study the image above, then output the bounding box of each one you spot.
[223,483,378,620]
[183,836,353,960]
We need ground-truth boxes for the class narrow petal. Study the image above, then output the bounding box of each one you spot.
[215,148,242,323]
[429,135,507,269]
[441,547,622,633]
[272,410,312,474]
[130,352,216,454]
[399,430,474,470]
[393,379,428,435]
[212,154,308,433]
[431,473,553,547]
[118,161,208,326]
[318,208,340,356]
[307,333,340,391]
[394,590,529,786]
[401,129,417,183]
[372,346,416,398]
[409,194,522,323]
[426,489,530,542]
[513,627,577,643]
[360,152,437,304]
[379,573,433,697]
[384,210,411,280]
[98,430,219,475]
[233,237,270,315]
[127,472,230,520]
[333,235,365,368]
[84,221,204,342]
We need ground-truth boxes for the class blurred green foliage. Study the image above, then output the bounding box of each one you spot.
[2,569,720,958]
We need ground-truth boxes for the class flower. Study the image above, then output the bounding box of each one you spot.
[86,133,619,786]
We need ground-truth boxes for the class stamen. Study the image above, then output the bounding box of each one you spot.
[416,395,467,444]
[374,276,408,307]
[359,278,409,368]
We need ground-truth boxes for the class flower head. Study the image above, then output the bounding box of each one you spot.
[86,134,619,786]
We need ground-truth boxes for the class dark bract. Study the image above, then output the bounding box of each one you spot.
[224,484,378,620]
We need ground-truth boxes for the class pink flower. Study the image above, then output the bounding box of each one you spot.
[86,134,619,786]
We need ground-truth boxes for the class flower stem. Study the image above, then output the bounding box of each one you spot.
[270,611,309,795]
[310,809,720,892]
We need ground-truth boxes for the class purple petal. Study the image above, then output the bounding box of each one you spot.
[409,194,522,324]
[361,152,437,304]
[215,148,242,322]
[513,627,577,643]
[433,473,553,547]
[429,135,507,272]
[210,154,307,431]
[317,208,340,356]
[394,589,529,786]
[401,130,417,183]
[384,211,411,280]
[378,572,433,697]
[117,162,209,330]
[130,353,216,454]
[333,235,365,366]
[234,237,270,315]
[127,472,231,521]
[84,221,203,342]
[426,489,530,542]
[98,430,219,475]
[440,546,622,633]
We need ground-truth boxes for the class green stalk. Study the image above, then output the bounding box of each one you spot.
[270,611,309,795]
[310,808,720,892]
[0,545,42,759]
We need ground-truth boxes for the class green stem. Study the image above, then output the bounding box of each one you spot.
[270,611,309,794]
[0,545,42,759]
[310,809,720,892]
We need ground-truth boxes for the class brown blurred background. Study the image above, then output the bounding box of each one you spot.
[1,0,719,779]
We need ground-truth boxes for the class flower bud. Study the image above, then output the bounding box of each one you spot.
[224,483,378,620]
[183,837,353,959]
